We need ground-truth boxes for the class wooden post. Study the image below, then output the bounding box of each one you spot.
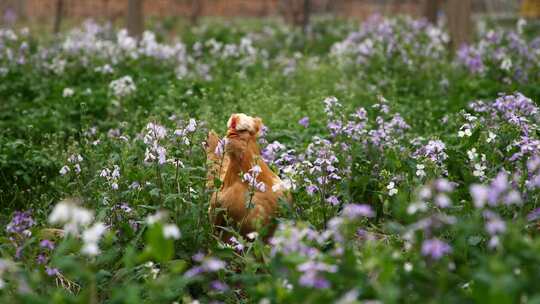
[447,0,472,50]
[423,0,439,24]
[127,0,144,38]
[189,0,203,25]
[302,0,311,34]
[53,0,64,34]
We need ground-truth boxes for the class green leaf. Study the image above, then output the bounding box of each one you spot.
[142,224,174,263]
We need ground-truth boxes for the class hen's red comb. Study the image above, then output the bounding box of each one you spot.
[230,116,237,129]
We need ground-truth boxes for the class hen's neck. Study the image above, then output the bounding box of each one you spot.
[223,148,254,188]
[222,139,276,189]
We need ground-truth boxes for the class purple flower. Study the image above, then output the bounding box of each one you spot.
[527,208,540,222]
[485,217,506,235]
[45,267,59,276]
[202,257,226,272]
[40,239,55,250]
[298,117,309,128]
[214,138,228,157]
[261,141,286,163]
[119,203,132,213]
[36,254,48,264]
[421,238,452,260]
[229,236,244,251]
[413,140,447,164]
[306,185,318,195]
[192,252,205,262]
[6,211,35,234]
[184,266,203,278]
[210,280,229,292]
[470,171,521,208]
[434,194,451,208]
[327,120,342,136]
[242,165,266,193]
[326,196,340,206]
[434,179,454,192]
[143,122,168,165]
[470,184,489,208]
[298,271,330,289]
[342,204,375,219]
[297,261,336,289]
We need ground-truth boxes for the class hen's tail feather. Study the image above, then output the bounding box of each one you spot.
[206,131,229,189]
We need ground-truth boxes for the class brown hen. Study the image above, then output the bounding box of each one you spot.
[205,114,291,241]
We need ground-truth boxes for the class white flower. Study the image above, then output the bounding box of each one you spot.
[62,88,74,98]
[48,57,66,75]
[250,165,262,174]
[145,123,167,141]
[404,262,413,272]
[81,242,100,256]
[487,132,497,143]
[81,222,107,257]
[517,18,527,34]
[145,261,154,268]
[48,200,94,235]
[473,164,486,177]
[272,178,294,192]
[146,211,167,225]
[458,128,472,138]
[500,58,512,71]
[387,182,398,196]
[407,202,427,215]
[463,113,477,122]
[247,232,259,240]
[68,154,83,163]
[100,168,110,177]
[109,76,136,98]
[416,164,426,177]
[163,224,181,239]
[150,267,160,279]
[111,165,121,178]
[467,148,477,160]
[59,165,70,175]
[48,202,71,224]
[95,64,114,74]
[100,165,120,189]
[82,222,107,244]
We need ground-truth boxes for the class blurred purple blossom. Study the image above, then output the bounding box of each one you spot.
[298,116,309,128]
[39,239,55,250]
[45,267,59,277]
[421,238,451,260]
[210,280,229,292]
[6,211,34,235]
[342,204,375,219]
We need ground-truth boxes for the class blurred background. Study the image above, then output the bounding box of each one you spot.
[0,0,539,47]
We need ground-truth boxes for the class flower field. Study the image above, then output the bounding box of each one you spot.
[2,16,540,303]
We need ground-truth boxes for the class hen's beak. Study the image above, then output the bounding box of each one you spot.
[226,129,239,138]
